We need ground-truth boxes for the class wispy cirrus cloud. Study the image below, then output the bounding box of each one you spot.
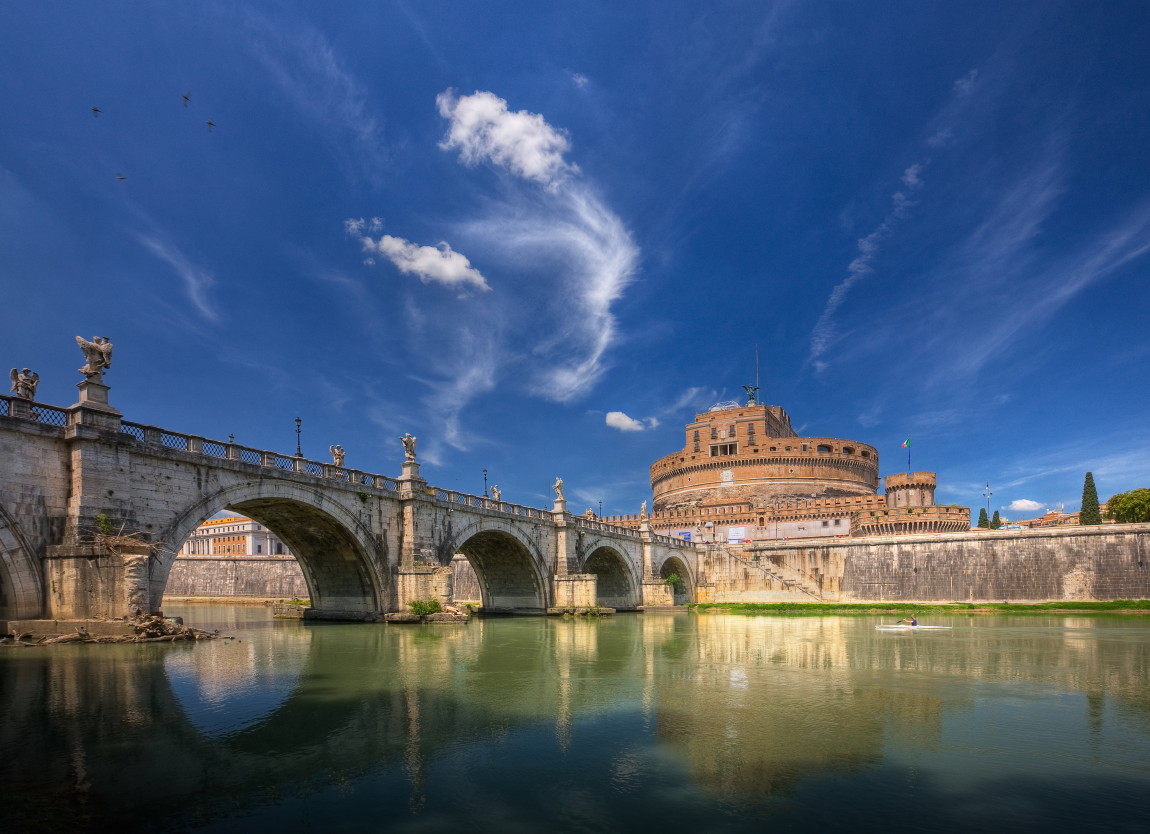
[808,68,979,373]
[347,90,638,450]
[440,90,639,404]
[245,12,389,182]
[135,233,219,322]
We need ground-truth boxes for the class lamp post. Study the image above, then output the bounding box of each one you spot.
[982,480,993,524]
[294,417,302,457]
[483,468,488,497]
[598,499,603,518]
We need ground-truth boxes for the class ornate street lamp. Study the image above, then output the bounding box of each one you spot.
[295,417,302,457]
[483,468,489,497]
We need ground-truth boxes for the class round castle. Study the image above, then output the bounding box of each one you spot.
[606,397,969,542]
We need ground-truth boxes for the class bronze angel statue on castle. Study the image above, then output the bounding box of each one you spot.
[75,336,113,378]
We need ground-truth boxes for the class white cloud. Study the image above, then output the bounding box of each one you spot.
[135,233,219,322]
[901,163,924,188]
[1007,499,1043,512]
[606,411,645,431]
[571,72,590,89]
[358,232,490,292]
[437,89,577,188]
[953,69,979,96]
[605,411,659,432]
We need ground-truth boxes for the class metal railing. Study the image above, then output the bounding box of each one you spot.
[0,394,69,427]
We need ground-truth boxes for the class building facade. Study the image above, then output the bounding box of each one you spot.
[177,516,294,557]
[606,398,968,542]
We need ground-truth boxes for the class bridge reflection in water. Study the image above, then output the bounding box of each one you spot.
[2,610,1149,832]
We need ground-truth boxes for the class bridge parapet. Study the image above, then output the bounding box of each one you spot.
[118,420,401,491]
[0,394,70,428]
[430,488,549,520]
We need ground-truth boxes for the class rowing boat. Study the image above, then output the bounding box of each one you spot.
[875,625,952,630]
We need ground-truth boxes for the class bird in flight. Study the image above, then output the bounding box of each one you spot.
[206,119,215,131]
[116,173,127,181]
[182,93,191,107]
[91,106,102,117]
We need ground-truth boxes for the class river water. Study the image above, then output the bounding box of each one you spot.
[2,606,1148,833]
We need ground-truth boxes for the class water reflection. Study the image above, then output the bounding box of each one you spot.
[1,610,1148,832]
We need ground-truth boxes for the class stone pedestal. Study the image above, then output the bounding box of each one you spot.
[43,542,154,619]
[397,565,454,611]
[549,573,599,613]
[641,579,675,608]
[69,378,122,431]
[7,398,35,419]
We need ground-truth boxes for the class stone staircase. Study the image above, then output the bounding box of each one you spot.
[725,548,823,600]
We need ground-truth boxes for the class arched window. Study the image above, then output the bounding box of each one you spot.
[817,444,832,453]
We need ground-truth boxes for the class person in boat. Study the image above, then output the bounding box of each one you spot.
[897,614,918,626]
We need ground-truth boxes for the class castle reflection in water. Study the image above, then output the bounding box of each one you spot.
[2,610,1148,831]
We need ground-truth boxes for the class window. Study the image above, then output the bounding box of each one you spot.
[834,519,842,526]
[711,427,718,440]
[843,447,854,455]
[817,444,832,453]
[861,450,870,458]
[822,520,829,527]
[693,430,699,441]
[729,424,735,437]
[256,544,262,554]
[710,443,738,457]
[693,442,700,452]
[802,443,807,452]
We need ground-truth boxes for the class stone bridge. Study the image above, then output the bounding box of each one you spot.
[0,383,697,622]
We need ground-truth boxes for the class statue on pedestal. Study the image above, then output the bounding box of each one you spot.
[9,368,39,400]
[491,485,501,503]
[640,500,648,519]
[329,444,346,466]
[75,336,113,378]
[553,477,564,501]
[400,433,417,462]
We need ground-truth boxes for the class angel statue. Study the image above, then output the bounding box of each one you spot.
[75,336,113,378]
[491,485,501,503]
[640,500,648,518]
[329,444,346,467]
[9,368,39,400]
[553,476,564,501]
[400,433,417,462]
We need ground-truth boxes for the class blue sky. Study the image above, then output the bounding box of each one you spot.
[3,2,1148,522]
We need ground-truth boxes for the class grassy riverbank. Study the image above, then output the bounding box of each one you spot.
[691,600,1150,615]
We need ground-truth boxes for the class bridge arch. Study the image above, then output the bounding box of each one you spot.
[157,481,388,617]
[450,521,548,614]
[0,502,42,619]
[656,554,694,605]
[578,541,640,610]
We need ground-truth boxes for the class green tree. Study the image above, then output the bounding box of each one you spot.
[977,508,989,528]
[1104,488,1150,524]
[1080,472,1102,525]
[990,510,1002,529]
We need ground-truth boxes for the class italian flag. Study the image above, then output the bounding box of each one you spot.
[901,438,910,448]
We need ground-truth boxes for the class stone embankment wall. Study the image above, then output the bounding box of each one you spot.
[733,523,1150,602]
[164,556,308,599]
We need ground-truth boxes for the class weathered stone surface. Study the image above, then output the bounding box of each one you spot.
[1,398,696,621]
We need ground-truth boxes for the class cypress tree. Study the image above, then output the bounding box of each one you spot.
[991,510,1001,529]
[977,508,989,528]
[1080,472,1102,525]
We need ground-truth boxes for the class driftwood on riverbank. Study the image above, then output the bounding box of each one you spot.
[5,615,224,646]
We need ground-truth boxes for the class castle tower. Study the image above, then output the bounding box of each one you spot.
[884,472,937,508]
